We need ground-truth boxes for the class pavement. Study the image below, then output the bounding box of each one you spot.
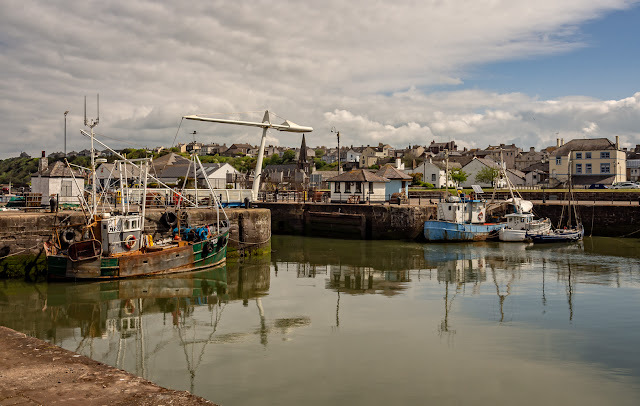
[0,326,217,406]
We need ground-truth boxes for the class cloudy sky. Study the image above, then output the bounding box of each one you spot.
[1,0,640,158]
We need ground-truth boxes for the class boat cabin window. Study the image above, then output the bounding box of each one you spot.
[124,218,139,231]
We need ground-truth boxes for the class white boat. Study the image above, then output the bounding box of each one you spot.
[499,212,551,242]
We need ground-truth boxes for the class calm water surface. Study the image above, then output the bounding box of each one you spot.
[2,236,640,405]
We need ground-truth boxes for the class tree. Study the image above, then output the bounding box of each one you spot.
[475,167,500,185]
[282,149,296,163]
[409,172,423,185]
[450,169,467,185]
[315,149,325,158]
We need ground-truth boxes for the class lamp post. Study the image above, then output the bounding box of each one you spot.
[331,127,341,173]
[64,110,69,157]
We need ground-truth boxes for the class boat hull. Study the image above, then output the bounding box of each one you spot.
[47,231,229,280]
[527,227,584,243]
[424,221,506,242]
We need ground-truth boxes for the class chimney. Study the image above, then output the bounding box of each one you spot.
[561,138,564,146]
[616,136,619,149]
[39,151,48,173]
[557,138,560,147]
[530,147,535,152]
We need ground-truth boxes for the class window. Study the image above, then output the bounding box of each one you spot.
[575,164,582,174]
[586,163,592,174]
[345,182,351,192]
[601,152,610,159]
[431,174,436,182]
[601,163,610,173]
[355,182,362,193]
[575,152,582,159]
[369,183,374,193]
[61,180,73,197]
[586,152,592,159]
[334,182,340,193]
[556,157,561,165]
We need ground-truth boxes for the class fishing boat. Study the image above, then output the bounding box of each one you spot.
[424,191,507,241]
[45,99,229,279]
[498,212,551,242]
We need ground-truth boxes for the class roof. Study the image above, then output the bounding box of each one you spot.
[506,168,525,179]
[152,152,190,168]
[375,164,412,180]
[468,157,500,169]
[520,162,549,173]
[36,161,83,178]
[327,169,389,183]
[426,160,462,170]
[553,138,617,156]
[97,162,143,178]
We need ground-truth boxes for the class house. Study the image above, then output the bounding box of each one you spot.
[95,162,143,189]
[486,143,521,169]
[627,159,640,181]
[549,137,626,186]
[200,143,228,156]
[360,146,386,168]
[223,143,253,157]
[31,155,85,206]
[153,163,239,188]
[327,169,388,203]
[346,148,362,164]
[521,162,549,187]
[515,147,549,171]
[460,157,505,188]
[505,168,526,187]
[408,159,461,188]
[376,164,412,200]
[427,140,457,155]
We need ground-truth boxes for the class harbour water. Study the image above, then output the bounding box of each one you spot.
[2,235,640,405]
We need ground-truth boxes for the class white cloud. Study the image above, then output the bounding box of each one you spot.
[0,0,639,157]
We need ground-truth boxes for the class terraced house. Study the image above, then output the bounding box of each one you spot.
[549,137,626,186]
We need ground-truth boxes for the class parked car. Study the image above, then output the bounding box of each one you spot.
[588,184,608,189]
[610,182,640,189]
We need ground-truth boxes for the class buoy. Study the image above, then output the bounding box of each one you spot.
[124,299,135,315]
[124,234,137,250]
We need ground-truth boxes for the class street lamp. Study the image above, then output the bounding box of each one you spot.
[331,127,341,173]
[64,110,69,157]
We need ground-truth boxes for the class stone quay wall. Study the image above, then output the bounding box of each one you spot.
[254,202,436,240]
[0,208,271,279]
[256,201,639,240]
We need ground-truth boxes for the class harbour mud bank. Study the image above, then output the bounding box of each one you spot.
[0,326,217,405]
[0,208,271,279]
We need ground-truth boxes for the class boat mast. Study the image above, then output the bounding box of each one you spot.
[84,95,99,217]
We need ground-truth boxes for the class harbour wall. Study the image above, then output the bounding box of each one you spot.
[532,202,640,238]
[255,201,639,240]
[254,202,436,240]
[0,208,271,279]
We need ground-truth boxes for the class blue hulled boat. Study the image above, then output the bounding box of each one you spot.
[424,194,506,242]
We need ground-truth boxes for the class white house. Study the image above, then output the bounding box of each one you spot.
[346,149,362,164]
[460,157,506,188]
[31,159,85,206]
[407,159,460,188]
[327,169,388,203]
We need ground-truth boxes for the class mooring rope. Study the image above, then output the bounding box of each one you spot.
[0,243,43,260]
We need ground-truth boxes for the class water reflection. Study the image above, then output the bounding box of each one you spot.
[2,236,640,405]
